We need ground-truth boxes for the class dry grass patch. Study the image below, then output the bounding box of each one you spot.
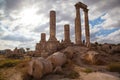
[83,68,93,73]
[0,59,23,68]
[0,73,5,80]
[65,70,79,79]
[0,58,31,80]
[107,62,120,73]
[15,59,32,80]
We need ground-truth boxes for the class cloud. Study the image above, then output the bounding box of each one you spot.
[0,0,120,50]
[0,39,20,50]
[0,32,34,42]
[97,29,120,44]
[101,10,120,29]
[5,0,23,11]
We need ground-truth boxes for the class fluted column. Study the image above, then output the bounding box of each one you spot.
[64,24,71,43]
[84,9,90,47]
[75,4,82,45]
[49,10,57,41]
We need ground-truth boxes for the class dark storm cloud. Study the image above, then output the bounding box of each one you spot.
[33,22,49,33]
[1,34,34,42]
[84,0,120,10]
[95,0,120,12]
[4,0,37,11]
[83,0,101,5]
[56,10,74,23]
[5,0,23,11]
[0,0,5,9]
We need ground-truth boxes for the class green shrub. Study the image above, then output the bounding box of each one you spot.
[0,76,5,80]
[5,53,24,59]
[0,74,5,80]
[0,59,22,68]
[66,70,79,79]
[107,62,120,73]
[83,68,93,73]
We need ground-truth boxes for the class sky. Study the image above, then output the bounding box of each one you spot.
[0,0,120,50]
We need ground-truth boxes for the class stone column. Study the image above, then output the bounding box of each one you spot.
[47,10,59,53]
[75,4,82,45]
[40,33,46,42]
[39,33,47,52]
[64,24,71,43]
[84,9,90,47]
[49,10,57,41]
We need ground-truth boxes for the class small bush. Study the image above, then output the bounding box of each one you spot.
[5,53,24,59]
[0,76,5,80]
[83,68,93,73]
[66,70,79,79]
[107,62,120,73]
[0,74,5,80]
[0,59,22,68]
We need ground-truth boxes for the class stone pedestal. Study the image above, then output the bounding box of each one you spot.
[46,41,59,53]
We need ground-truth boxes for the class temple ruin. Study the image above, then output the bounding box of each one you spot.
[1,2,120,80]
[35,2,91,54]
[75,2,90,47]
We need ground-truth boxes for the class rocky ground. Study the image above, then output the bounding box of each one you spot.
[0,64,119,80]
[0,44,120,80]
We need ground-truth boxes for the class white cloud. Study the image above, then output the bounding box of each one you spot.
[0,40,21,50]
[101,8,120,29]
[0,0,120,50]
[97,29,120,44]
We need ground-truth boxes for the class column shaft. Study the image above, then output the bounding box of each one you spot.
[64,24,70,42]
[40,33,46,42]
[49,10,57,41]
[84,9,90,47]
[75,7,82,44]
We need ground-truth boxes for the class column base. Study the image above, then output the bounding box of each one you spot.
[48,37,57,41]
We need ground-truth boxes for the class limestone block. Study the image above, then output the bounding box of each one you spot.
[111,45,120,54]
[41,52,49,58]
[47,52,67,67]
[27,59,35,76]
[82,51,107,65]
[32,59,43,80]
[27,57,53,80]
[101,44,111,53]
[53,66,63,73]
[82,51,99,64]
[37,57,53,74]
[63,46,76,59]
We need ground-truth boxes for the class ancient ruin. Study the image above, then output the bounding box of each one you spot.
[32,2,92,79]
[1,1,120,80]
[36,10,59,54]
[75,2,90,47]
[35,2,91,55]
